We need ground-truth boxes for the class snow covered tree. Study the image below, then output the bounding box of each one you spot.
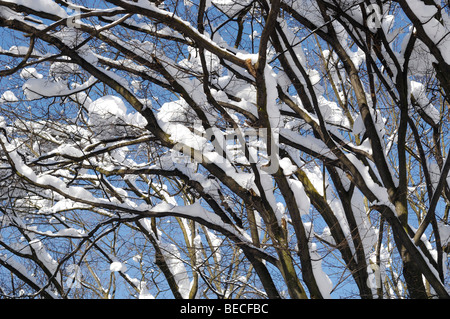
[0,0,449,299]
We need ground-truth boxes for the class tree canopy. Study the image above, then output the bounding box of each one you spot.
[0,0,449,299]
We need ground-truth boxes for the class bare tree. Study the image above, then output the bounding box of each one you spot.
[0,0,449,299]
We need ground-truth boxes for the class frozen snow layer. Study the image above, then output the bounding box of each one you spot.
[1,90,18,102]
[2,0,68,17]
[410,80,440,125]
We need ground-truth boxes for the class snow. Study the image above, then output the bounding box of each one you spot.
[309,242,333,299]
[280,128,337,161]
[0,254,58,298]
[305,166,325,196]
[438,222,450,248]
[160,243,191,298]
[7,45,39,55]
[405,0,450,64]
[138,282,154,299]
[51,144,84,158]
[50,58,80,77]
[264,65,282,129]
[212,0,252,17]
[405,0,438,23]
[318,96,350,128]
[0,134,103,206]
[6,235,63,287]
[179,46,222,75]
[156,99,190,123]
[89,95,127,120]
[352,113,365,136]
[20,67,43,80]
[288,179,310,215]
[132,255,142,263]
[88,95,147,129]
[351,192,378,254]
[279,157,297,176]
[151,201,254,245]
[1,0,449,300]
[410,80,440,125]
[346,154,391,206]
[110,261,127,272]
[429,161,440,191]
[8,149,38,182]
[205,229,222,263]
[55,228,85,237]
[258,171,281,221]
[23,78,66,100]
